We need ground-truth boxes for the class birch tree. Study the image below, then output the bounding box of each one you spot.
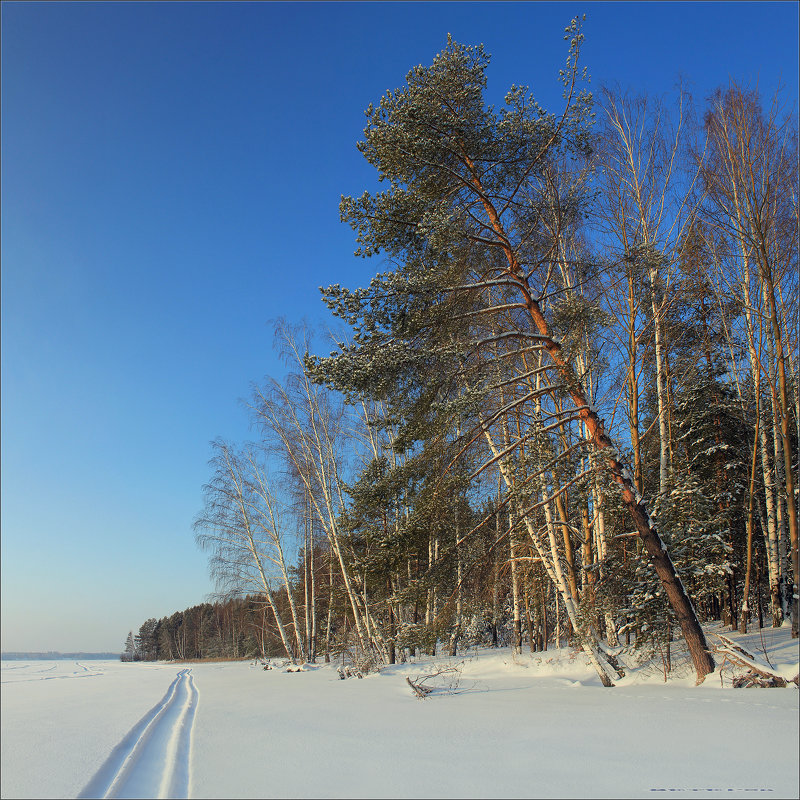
[251,321,388,664]
[194,439,301,661]
[593,86,703,501]
[698,82,799,636]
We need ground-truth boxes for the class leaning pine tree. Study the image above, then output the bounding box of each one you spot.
[311,23,715,682]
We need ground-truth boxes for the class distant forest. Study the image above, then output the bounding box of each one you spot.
[126,22,797,685]
[3,652,119,661]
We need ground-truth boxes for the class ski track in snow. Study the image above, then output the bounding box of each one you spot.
[1,662,105,684]
[78,668,199,800]
[21,663,57,675]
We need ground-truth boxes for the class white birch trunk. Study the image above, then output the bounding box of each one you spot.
[763,279,791,619]
[649,262,671,497]
[480,419,616,686]
[742,268,783,626]
[509,507,522,655]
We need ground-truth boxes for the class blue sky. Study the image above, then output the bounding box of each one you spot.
[2,1,797,653]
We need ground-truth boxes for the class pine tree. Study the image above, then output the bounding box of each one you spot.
[135,618,158,661]
[308,27,715,681]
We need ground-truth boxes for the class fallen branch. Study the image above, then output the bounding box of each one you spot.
[714,634,797,688]
[406,676,433,698]
[406,662,464,699]
[716,634,757,661]
[597,645,626,679]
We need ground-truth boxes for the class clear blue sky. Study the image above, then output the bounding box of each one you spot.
[2,1,797,653]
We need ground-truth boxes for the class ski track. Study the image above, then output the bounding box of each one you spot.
[29,663,57,674]
[78,668,199,800]
[1,662,105,684]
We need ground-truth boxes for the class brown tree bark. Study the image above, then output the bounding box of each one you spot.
[464,155,715,681]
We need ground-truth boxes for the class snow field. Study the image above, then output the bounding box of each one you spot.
[190,648,798,799]
[1,626,797,800]
[1,660,188,799]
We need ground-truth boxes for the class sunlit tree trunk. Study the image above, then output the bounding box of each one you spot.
[742,271,784,626]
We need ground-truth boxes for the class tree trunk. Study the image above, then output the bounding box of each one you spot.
[509,508,523,655]
[554,493,580,603]
[310,520,317,662]
[740,405,760,633]
[592,473,619,646]
[450,544,463,657]
[743,273,784,627]
[387,587,397,665]
[627,271,644,495]
[324,552,334,663]
[524,587,535,653]
[540,579,549,650]
[465,158,715,682]
[491,525,500,647]
[762,270,799,636]
[648,261,670,497]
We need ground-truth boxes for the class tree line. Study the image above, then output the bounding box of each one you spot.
[122,600,291,662]
[126,20,797,684]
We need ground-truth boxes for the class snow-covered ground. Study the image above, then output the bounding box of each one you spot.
[2,624,797,799]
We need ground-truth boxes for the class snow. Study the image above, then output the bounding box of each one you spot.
[2,626,798,800]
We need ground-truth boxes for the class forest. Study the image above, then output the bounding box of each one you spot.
[125,21,798,686]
